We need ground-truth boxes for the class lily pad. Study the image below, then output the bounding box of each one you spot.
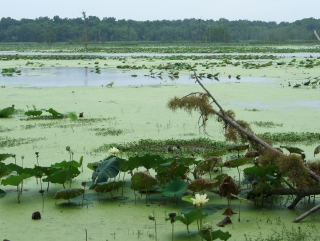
[54,188,84,200]
[162,178,188,198]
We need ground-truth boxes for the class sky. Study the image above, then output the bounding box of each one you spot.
[1,0,319,23]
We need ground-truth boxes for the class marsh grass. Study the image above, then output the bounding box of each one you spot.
[91,138,229,156]
[244,108,261,112]
[0,136,46,148]
[251,121,283,128]
[91,127,126,136]
[0,126,13,133]
[259,132,320,145]
[245,224,320,241]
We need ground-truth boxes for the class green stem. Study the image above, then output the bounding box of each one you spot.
[172,223,174,241]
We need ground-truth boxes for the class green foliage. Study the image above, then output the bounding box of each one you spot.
[173,209,208,226]
[224,158,252,168]
[259,132,320,145]
[190,229,231,241]
[46,108,63,117]
[95,181,126,194]
[91,157,120,184]
[130,171,158,192]
[227,144,249,152]
[0,189,6,198]
[1,173,31,186]
[43,166,80,185]
[67,112,78,121]
[0,162,11,179]
[251,121,283,128]
[314,145,320,157]
[25,110,42,117]
[162,178,188,198]
[92,138,229,156]
[54,188,84,200]
[280,145,304,154]
[0,105,15,117]
[0,153,12,161]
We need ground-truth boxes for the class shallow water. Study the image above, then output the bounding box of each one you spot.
[1,51,320,58]
[0,67,275,87]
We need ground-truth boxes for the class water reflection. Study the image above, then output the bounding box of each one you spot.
[0,67,275,87]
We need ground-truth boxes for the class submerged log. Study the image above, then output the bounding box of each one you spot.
[293,203,320,223]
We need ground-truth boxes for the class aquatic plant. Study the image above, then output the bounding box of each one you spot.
[130,171,157,204]
[54,188,84,204]
[148,213,158,241]
[162,178,188,203]
[231,194,252,222]
[0,105,15,118]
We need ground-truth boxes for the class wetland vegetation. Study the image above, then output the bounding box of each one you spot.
[1,42,320,240]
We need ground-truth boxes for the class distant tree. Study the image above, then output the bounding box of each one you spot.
[82,11,89,50]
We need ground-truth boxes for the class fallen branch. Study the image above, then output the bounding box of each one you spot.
[293,203,320,223]
[193,72,320,182]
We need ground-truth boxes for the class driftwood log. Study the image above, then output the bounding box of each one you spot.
[192,72,320,222]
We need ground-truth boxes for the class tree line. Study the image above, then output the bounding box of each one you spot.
[0,15,319,43]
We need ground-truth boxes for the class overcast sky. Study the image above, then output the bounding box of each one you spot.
[1,0,319,23]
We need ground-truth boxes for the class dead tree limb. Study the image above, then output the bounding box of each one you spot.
[193,72,320,182]
[293,203,320,223]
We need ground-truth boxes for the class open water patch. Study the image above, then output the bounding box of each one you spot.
[0,67,275,87]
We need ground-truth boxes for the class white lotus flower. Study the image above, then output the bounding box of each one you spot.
[190,193,209,206]
[108,147,119,155]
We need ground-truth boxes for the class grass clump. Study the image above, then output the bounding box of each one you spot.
[258,132,320,145]
[251,121,283,128]
[91,138,229,156]
[245,225,320,241]
[92,127,125,136]
[0,136,46,148]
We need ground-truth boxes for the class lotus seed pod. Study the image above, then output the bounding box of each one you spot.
[21,155,24,160]
[66,146,70,151]
[148,214,155,221]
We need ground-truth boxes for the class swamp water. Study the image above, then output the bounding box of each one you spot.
[0,67,274,87]
[1,59,320,240]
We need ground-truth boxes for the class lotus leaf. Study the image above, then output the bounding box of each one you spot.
[43,166,80,185]
[243,165,279,180]
[162,178,188,198]
[171,209,208,226]
[1,173,31,186]
[250,181,272,195]
[0,162,11,179]
[128,154,165,170]
[181,204,221,215]
[231,194,252,204]
[91,157,120,184]
[227,144,249,152]
[314,145,320,157]
[51,159,83,169]
[190,229,231,241]
[67,112,78,121]
[155,160,189,184]
[130,171,157,192]
[0,154,12,162]
[0,189,6,198]
[223,158,252,168]
[25,110,42,117]
[54,188,84,200]
[280,145,304,154]
[203,151,226,158]
[212,174,228,187]
[95,181,126,193]
[46,108,63,117]
[188,178,217,192]
[0,105,15,117]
